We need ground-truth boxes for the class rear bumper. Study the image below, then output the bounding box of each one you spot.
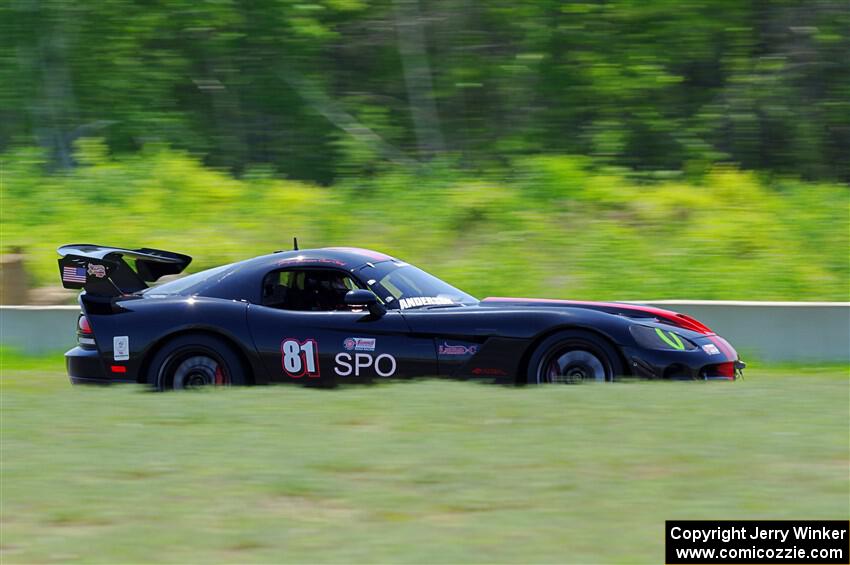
[65,346,133,385]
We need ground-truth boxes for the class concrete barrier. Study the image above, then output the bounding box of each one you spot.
[1,302,848,361]
[638,301,849,363]
[1,306,80,354]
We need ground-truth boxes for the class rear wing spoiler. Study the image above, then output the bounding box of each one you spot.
[58,244,192,297]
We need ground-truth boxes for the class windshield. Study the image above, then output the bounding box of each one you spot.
[356,261,477,310]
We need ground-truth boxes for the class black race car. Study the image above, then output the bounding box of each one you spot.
[59,243,743,389]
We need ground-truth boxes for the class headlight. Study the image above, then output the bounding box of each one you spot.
[629,325,697,351]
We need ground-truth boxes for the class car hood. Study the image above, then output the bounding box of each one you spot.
[479,297,714,335]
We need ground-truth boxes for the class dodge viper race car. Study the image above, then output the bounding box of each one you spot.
[58,243,743,389]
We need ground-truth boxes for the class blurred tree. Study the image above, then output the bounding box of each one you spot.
[0,0,848,181]
[392,0,445,157]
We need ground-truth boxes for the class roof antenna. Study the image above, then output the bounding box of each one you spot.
[293,237,299,251]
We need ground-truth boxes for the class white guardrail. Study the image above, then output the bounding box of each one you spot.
[1,302,848,362]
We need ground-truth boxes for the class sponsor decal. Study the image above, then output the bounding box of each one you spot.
[398,296,453,309]
[343,337,376,351]
[701,343,721,355]
[281,338,320,377]
[87,263,107,278]
[113,336,129,361]
[438,342,479,356]
[62,266,87,283]
[334,353,397,377]
[471,367,508,376]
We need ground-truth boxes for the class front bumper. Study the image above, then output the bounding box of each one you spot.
[66,346,133,385]
[623,345,743,380]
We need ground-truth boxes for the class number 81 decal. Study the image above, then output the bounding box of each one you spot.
[281,338,320,378]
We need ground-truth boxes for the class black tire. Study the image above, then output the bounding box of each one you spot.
[525,329,623,384]
[147,334,247,391]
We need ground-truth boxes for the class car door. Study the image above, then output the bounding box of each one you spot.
[400,307,530,380]
[247,267,437,384]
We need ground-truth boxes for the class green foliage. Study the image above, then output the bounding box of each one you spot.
[1,0,849,181]
[3,143,848,300]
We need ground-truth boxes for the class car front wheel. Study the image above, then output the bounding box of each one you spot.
[526,330,623,384]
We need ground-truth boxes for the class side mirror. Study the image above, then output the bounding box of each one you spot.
[345,289,386,317]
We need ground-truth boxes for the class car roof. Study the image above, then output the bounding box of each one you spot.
[241,247,396,272]
[187,247,398,303]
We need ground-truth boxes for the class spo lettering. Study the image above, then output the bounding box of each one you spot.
[334,352,396,377]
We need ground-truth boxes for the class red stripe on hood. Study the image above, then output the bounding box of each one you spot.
[707,335,738,360]
[481,297,714,334]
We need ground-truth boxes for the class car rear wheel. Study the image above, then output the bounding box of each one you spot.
[526,330,623,384]
[148,334,246,390]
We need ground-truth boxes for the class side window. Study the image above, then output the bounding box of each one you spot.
[262,269,361,311]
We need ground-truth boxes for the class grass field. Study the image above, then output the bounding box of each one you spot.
[1,356,848,563]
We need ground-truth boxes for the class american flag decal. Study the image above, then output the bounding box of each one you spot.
[62,266,87,283]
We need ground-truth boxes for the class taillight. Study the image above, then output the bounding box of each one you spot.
[77,315,96,347]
